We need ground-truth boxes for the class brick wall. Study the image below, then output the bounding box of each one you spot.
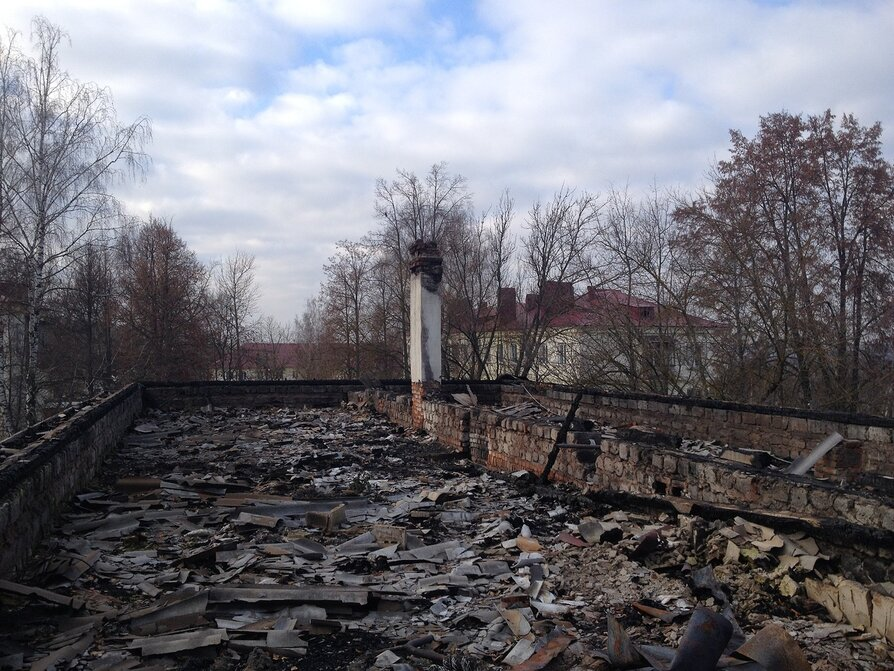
[0,384,144,577]
[590,435,894,531]
[496,385,894,479]
[422,400,470,451]
[466,408,560,476]
[362,389,414,429]
[359,386,894,576]
[144,380,410,410]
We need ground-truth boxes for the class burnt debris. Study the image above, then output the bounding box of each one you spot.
[1,402,892,670]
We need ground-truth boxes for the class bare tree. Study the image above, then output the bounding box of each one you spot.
[362,256,405,378]
[810,111,894,410]
[677,115,819,406]
[375,162,470,242]
[676,110,894,411]
[248,315,293,380]
[372,163,470,375]
[443,191,515,379]
[294,296,336,379]
[209,251,258,380]
[513,187,601,377]
[50,238,117,396]
[0,18,150,423]
[117,218,209,381]
[0,244,26,433]
[323,240,374,378]
[577,186,714,394]
[585,186,646,388]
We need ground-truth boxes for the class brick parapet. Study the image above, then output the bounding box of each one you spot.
[0,384,144,577]
[495,386,894,479]
[351,390,413,430]
[411,383,424,429]
[144,380,410,410]
[360,387,894,575]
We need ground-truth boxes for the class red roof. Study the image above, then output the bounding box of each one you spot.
[472,284,720,331]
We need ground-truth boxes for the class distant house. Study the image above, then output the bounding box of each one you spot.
[449,282,722,394]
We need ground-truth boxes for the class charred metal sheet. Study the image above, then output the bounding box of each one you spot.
[668,607,732,671]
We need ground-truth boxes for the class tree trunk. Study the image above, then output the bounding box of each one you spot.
[849,264,865,412]
[0,319,10,436]
[25,265,44,425]
[86,298,95,395]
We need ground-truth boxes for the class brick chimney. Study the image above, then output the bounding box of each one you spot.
[409,241,442,429]
[497,287,517,326]
[542,281,575,316]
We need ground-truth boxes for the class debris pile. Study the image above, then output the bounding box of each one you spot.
[0,404,891,670]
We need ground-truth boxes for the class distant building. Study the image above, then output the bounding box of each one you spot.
[449,282,722,394]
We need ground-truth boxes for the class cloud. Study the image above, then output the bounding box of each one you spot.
[0,0,892,324]
[261,0,425,35]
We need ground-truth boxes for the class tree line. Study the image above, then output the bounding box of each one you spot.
[3,17,893,436]
[0,19,285,436]
[310,113,894,415]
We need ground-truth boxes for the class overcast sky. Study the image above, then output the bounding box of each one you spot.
[0,1,892,324]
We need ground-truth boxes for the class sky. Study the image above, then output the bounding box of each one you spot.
[0,0,892,324]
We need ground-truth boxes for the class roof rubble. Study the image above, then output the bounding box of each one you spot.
[0,403,891,670]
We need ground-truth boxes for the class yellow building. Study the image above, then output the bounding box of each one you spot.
[448,283,722,395]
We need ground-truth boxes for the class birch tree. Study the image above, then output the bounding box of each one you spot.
[0,18,150,423]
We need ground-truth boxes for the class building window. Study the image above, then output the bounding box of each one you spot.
[556,343,568,365]
[537,344,548,364]
[496,344,504,363]
[645,336,675,367]
[453,343,470,364]
[509,343,518,361]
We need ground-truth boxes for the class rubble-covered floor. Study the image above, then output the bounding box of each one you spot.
[1,403,892,670]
